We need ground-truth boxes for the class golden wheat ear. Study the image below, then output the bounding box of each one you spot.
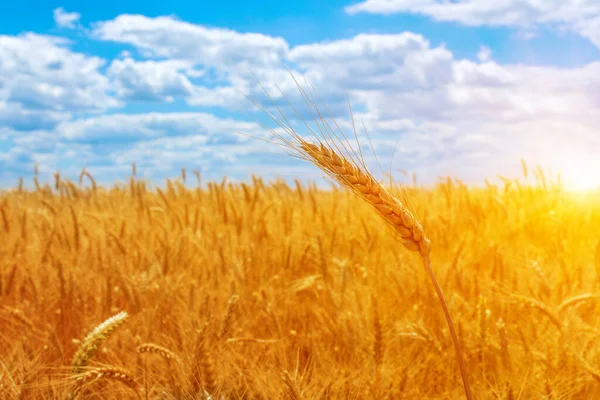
[69,366,140,399]
[71,311,129,373]
[299,140,430,256]
[254,74,472,400]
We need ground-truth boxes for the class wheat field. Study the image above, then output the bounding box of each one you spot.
[1,162,600,399]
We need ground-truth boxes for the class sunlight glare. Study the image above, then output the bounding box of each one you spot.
[559,157,600,192]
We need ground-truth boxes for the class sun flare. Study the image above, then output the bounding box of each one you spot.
[558,157,600,192]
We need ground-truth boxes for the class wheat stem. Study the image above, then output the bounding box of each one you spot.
[422,255,472,400]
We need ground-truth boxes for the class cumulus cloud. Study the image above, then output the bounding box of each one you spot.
[83,14,600,183]
[289,33,455,92]
[273,33,600,183]
[344,0,600,25]
[89,14,302,109]
[56,112,260,142]
[0,101,70,131]
[52,112,272,182]
[344,0,600,48]
[107,57,198,102]
[0,146,38,175]
[0,110,272,187]
[0,33,118,116]
[53,7,81,29]
[91,14,288,68]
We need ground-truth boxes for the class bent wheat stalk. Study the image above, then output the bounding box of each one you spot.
[301,139,471,399]
[253,76,472,400]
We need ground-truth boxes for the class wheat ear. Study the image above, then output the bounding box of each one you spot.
[252,75,472,400]
[70,366,140,399]
[299,140,471,399]
[137,342,179,362]
[72,311,129,373]
[137,343,181,396]
[300,141,430,255]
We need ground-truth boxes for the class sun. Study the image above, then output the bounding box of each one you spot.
[558,157,600,192]
[562,171,600,192]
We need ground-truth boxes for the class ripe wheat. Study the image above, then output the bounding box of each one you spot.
[70,367,140,399]
[72,311,129,373]
[256,76,472,399]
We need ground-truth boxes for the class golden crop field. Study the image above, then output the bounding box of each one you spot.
[2,163,600,399]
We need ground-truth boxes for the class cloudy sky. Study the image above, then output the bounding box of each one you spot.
[1,1,600,189]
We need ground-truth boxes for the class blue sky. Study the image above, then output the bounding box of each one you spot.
[1,0,600,189]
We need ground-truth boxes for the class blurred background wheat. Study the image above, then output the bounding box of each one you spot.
[1,166,600,399]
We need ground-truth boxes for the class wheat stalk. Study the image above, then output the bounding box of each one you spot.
[280,370,302,400]
[253,74,472,399]
[190,325,217,396]
[218,294,239,339]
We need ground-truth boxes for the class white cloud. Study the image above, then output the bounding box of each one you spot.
[86,18,600,183]
[0,101,70,131]
[344,0,600,25]
[91,14,289,68]
[51,112,273,182]
[88,15,318,111]
[289,33,455,92]
[53,7,81,29]
[577,16,600,48]
[344,0,600,48]
[0,33,118,116]
[0,110,273,186]
[477,46,492,62]
[89,14,300,109]
[261,32,600,184]
[284,31,600,125]
[105,56,252,107]
[107,57,198,102]
[56,112,260,142]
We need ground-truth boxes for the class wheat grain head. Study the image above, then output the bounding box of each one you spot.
[136,342,180,362]
[69,366,140,399]
[72,311,129,373]
[299,140,430,256]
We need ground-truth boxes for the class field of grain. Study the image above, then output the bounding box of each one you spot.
[1,166,600,399]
